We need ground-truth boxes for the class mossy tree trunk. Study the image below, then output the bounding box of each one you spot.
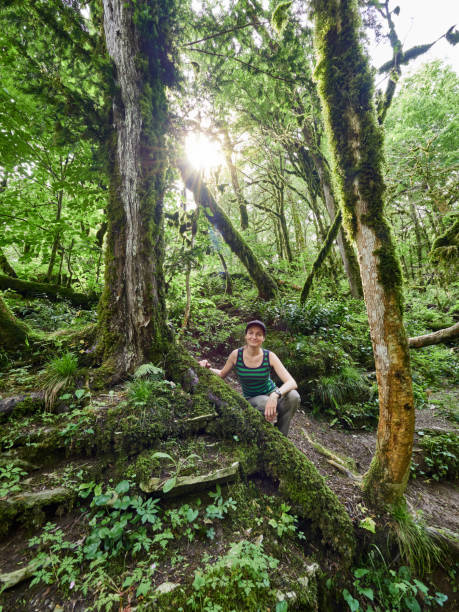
[311,0,415,505]
[300,121,362,298]
[0,294,30,351]
[0,275,96,309]
[0,249,17,278]
[97,0,175,376]
[301,210,342,303]
[178,160,278,300]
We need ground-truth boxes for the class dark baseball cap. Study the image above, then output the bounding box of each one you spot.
[245,320,267,335]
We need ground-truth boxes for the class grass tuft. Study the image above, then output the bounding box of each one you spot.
[390,501,444,575]
[43,352,78,408]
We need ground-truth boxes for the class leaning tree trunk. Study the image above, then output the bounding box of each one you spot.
[98,0,175,376]
[301,211,342,303]
[311,0,415,505]
[178,160,278,300]
[300,121,362,298]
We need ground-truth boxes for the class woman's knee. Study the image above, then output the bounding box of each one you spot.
[286,389,300,407]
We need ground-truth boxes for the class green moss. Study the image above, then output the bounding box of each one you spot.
[167,350,356,566]
[0,295,30,352]
[363,451,410,506]
[311,0,404,308]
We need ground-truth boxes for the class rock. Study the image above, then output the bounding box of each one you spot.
[0,392,44,421]
[7,487,70,508]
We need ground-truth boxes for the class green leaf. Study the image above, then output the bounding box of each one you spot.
[151,452,174,462]
[74,389,85,399]
[359,587,373,601]
[186,508,199,523]
[136,580,150,597]
[404,595,421,612]
[359,517,376,533]
[343,589,360,612]
[276,601,288,612]
[115,480,130,494]
[354,568,370,578]
[162,477,176,493]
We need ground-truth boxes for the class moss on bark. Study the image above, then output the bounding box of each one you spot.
[310,0,414,505]
[165,349,356,567]
[0,295,30,352]
[0,276,97,309]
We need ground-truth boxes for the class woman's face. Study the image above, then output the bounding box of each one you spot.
[245,325,265,347]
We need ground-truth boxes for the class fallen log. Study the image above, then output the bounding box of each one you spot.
[0,275,98,309]
[408,321,459,349]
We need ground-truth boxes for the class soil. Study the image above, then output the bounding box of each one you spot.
[223,368,459,536]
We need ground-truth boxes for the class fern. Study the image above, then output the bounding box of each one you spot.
[133,363,164,381]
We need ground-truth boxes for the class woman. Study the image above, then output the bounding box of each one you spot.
[199,320,300,436]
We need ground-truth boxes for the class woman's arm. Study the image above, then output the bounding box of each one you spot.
[263,352,298,422]
[269,352,298,395]
[199,349,237,379]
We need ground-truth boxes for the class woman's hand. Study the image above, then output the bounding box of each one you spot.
[199,359,211,368]
[265,394,278,423]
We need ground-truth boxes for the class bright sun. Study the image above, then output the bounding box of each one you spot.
[185,133,224,171]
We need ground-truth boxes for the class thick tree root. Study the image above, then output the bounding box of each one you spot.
[167,350,356,567]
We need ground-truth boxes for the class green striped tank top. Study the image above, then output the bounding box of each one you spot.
[235,348,276,399]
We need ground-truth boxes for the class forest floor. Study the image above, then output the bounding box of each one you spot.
[223,370,459,536]
[0,344,457,610]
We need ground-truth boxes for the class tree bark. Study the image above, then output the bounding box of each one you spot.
[300,121,362,298]
[408,322,459,349]
[178,160,278,300]
[222,128,249,230]
[301,211,342,303]
[46,191,63,283]
[311,0,415,505]
[97,0,175,375]
[0,275,96,308]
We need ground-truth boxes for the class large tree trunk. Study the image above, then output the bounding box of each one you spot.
[0,294,29,351]
[311,0,415,505]
[97,0,174,376]
[178,160,278,300]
